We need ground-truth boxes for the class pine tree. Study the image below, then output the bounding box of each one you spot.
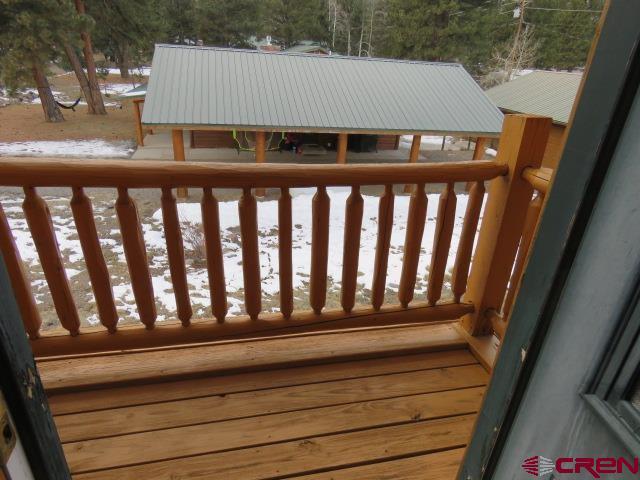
[0,0,81,122]
[73,0,107,114]
[268,0,329,48]
[163,0,198,44]
[87,0,166,79]
[197,0,266,48]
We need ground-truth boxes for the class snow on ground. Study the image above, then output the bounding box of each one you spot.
[401,135,450,148]
[0,88,63,106]
[101,83,142,96]
[2,188,481,328]
[0,140,135,158]
[105,67,151,76]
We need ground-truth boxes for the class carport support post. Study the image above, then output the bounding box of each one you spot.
[337,133,348,164]
[172,129,188,198]
[466,137,489,191]
[403,135,422,193]
[255,131,266,197]
[133,99,144,146]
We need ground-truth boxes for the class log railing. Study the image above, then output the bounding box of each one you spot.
[491,166,552,339]
[0,115,551,357]
[460,115,552,337]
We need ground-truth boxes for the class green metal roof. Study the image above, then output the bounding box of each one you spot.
[485,71,582,125]
[142,44,504,136]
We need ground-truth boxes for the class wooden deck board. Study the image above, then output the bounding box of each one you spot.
[292,448,465,479]
[46,326,481,479]
[48,349,478,415]
[73,416,475,480]
[56,364,487,442]
[39,323,466,392]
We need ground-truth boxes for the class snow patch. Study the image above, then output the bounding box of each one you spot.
[0,140,135,158]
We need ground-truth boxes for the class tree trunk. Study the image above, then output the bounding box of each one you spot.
[32,63,64,123]
[74,0,106,115]
[117,43,131,79]
[62,42,96,114]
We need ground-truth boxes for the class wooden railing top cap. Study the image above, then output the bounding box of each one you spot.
[0,158,507,188]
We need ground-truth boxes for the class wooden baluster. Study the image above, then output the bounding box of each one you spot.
[161,187,192,326]
[22,187,80,335]
[310,186,330,314]
[278,187,293,318]
[238,187,261,320]
[451,181,485,303]
[201,188,227,322]
[371,185,395,311]
[341,186,364,313]
[427,183,457,306]
[115,187,156,329]
[70,187,118,333]
[0,203,41,339]
[398,184,427,308]
[403,135,421,193]
[461,115,550,335]
[502,193,543,318]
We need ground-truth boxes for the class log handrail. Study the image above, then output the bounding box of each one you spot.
[523,166,552,194]
[0,114,555,356]
[0,159,507,188]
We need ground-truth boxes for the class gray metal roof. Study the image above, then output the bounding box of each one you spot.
[142,44,504,136]
[485,71,582,125]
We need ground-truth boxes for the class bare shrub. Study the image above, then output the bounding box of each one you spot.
[182,221,207,267]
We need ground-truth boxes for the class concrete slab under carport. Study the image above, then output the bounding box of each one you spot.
[131,131,481,165]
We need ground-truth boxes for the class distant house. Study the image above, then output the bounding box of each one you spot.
[485,71,582,168]
[283,41,330,55]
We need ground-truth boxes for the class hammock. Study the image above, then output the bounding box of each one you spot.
[233,130,285,153]
[55,97,81,112]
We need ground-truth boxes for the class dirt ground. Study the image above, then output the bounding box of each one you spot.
[0,72,140,142]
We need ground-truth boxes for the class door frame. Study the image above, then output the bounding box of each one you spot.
[0,253,69,479]
[459,2,640,478]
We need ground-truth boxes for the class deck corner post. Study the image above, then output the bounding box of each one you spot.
[461,115,551,336]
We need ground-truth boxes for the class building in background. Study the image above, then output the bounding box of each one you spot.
[485,71,582,168]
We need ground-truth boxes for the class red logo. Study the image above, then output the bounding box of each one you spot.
[521,456,554,476]
[522,456,640,478]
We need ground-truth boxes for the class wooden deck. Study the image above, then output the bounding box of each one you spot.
[40,325,489,479]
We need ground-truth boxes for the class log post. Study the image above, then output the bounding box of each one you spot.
[404,135,421,193]
[466,137,489,191]
[337,133,348,164]
[461,115,551,335]
[133,100,144,146]
[172,129,187,198]
[255,131,266,197]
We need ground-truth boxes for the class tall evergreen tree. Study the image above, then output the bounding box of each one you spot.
[74,0,107,114]
[527,0,603,70]
[163,0,198,44]
[269,0,329,48]
[0,0,81,122]
[197,0,265,48]
[87,0,166,78]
